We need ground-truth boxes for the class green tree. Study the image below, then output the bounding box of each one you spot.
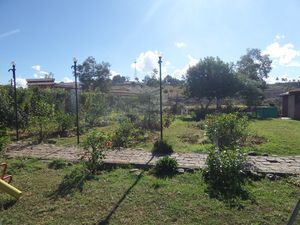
[236,49,272,106]
[112,74,126,85]
[77,56,111,91]
[186,57,240,109]
[237,48,272,82]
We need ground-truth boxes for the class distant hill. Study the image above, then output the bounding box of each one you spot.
[265,82,300,99]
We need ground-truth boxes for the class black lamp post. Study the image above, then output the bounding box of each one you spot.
[158,56,163,141]
[8,61,19,141]
[72,58,80,144]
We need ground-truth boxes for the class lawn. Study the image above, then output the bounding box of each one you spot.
[249,118,300,155]
[0,158,299,225]
[45,117,300,156]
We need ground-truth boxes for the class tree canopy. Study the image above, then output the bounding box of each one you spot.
[236,48,272,106]
[77,56,111,92]
[186,56,240,108]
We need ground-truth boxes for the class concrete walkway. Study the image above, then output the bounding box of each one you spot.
[5,143,300,175]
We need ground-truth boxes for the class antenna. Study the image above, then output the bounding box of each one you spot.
[134,60,137,79]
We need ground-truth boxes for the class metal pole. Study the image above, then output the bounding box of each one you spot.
[8,63,19,141]
[158,56,163,141]
[72,59,80,144]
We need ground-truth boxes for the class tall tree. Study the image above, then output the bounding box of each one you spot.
[112,75,126,85]
[236,49,272,106]
[77,56,111,91]
[237,48,272,82]
[186,57,240,109]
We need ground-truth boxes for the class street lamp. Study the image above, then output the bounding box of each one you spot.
[158,56,163,141]
[8,61,19,141]
[72,57,80,144]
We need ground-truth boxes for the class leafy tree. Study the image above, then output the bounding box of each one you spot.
[143,69,160,87]
[237,48,272,82]
[163,75,183,86]
[28,100,56,143]
[77,56,112,91]
[236,48,272,106]
[186,57,240,109]
[80,91,108,127]
[112,75,126,85]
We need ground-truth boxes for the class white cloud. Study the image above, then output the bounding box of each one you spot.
[31,64,49,78]
[131,50,161,73]
[0,29,20,39]
[16,78,27,88]
[32,65,41,71]
[263,42,300,67]
[171,55,199,79]
[175,42,186,48]
[275,34,285,40]
[111,70,120,77]
[63,77,73,83]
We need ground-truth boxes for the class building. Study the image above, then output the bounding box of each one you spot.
[26,77,80,113]
[26,78,55,88]
[280,89,300,119]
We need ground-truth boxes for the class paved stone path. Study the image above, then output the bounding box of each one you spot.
[4,143,300,175]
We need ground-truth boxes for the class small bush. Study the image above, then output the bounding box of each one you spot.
[203,148,248,202]
[0,126,9,153]
[48,159,70,170]
[56,112,75,137]
[112,120,134,147]
[82,130,111,174]
[152,140,173,155]
[154,156,178,177]
[205,113,248,150]
[193,108,215,121]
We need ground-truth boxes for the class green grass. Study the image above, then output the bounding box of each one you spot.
[136,117,211,153]
[0,158,299,225]
[46,116,300,156]
[249,118,300,155]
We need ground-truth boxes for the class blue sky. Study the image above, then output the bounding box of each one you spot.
[1,0,300,87]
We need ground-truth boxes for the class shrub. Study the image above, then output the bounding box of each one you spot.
[203,148,248,201]
[205,113,248,150]
[154,156,178,177]
[82,130,111,174]
[152,140,173,155]
[0,126,9,153]
[112,120,134,147]
[193,108,215,121]
[56,112,75,137]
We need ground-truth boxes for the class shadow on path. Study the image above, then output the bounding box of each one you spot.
[98,156,154,225]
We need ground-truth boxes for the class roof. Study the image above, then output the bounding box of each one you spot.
[280,89,300,96]
[26,78,55,83]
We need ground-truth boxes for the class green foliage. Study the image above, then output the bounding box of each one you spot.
[50,165,91,198]
[186,57,240,109]
[237,48,272,106]
[237,48,272,82]
[112,120,135,147]
[193,108,215,121]
[0,126,9,153]
[205,113,249,150]
[203,148,248,202]
[82,130,111,174]
[152,140,173,155]
[154,156,178,177]
[80,91,108,128]
[48,159,70,170]
[56,112,75,137]
[28,101,57,143]
[77,56,111,91]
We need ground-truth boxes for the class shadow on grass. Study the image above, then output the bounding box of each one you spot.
[0,199,17,211]
[48,167,93,199]
[98,156,154,225]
